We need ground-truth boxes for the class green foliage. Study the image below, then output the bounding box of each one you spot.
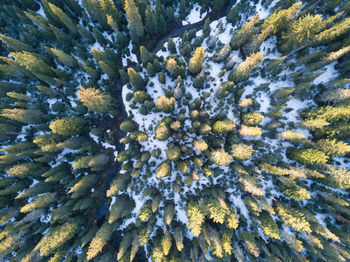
[212,119,235,134]
[35,220,79,257]
[209,149,232,166]
[1,108,43,124]
[78,88,113,113]
[49,118,85,136]
[156,161,171,178]
[261,2,302,36]
[124,0,144,43]
[276,204,311,233]
[231,144,253,160]
[242,112,264,126]
[229,52,263,82]
[128,67,146,89]
[87,222,113,260]
[260,213,280,240]
[290,148,329,165]
[188,47,205,75]
[186,201,205,237]
[156,96,175,113]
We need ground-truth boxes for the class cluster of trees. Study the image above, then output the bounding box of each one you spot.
[0,0,349,261]
[116,0,350,261]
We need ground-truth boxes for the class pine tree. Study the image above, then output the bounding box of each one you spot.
[261,2,302,36]
[11,51,55,77]
[282,14,326,51]
[284,185,311,200]
[167,144,181,161]
[120,120,138,133]
[156,96,175,113]
[166,58,177,75]
[276,204,311,233]
[164,203,175,225]
[168,38,176,53]
[316,139,350,156]
[290,148,329,165]
[87,222,113,260]
[162,232,172,256]
[209,149,232,166]
[127,67,146,89]
[229,52,263,82]
[193,140,208,151]
[206,198,228,224]
[231,144,253,160]
[317,17,350,44]
[34,219,79,257]
[230,14,259,50]
[124,0,144,43]
[49,118,85,136]
[186,201,205,236]
[174,227,184,251]
[47,2,77,34]
[156,161,171,179]
[77,88,113,113]
[0,34,35,52]
[188,47,205,75]
[212,119,235,134]
[117,232,134,261]
[1,108,43,124]
[20,193,55,213]
[242,112,264,126]
[139,46,150,65]
[239,125,262,137]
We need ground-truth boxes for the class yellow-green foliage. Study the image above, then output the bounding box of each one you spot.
[155,122,170,141]
[231,144,253,160]
[193,140,208,151]
[212,119,235,134]
[239,125,262,137]
[156,161,171,178]
[189,47,205,75]
[35,220,79,257]
[280,130,305,140]
[276,204,311,233]
[20,193,55,213]
[230,52,263,82]
[49,117,85,136]
[78,88,112,113]
[290,148,329,165]
[156,96,175,113]
[186,201,205,236]
[87,222,113,260]
[209,149,232,166]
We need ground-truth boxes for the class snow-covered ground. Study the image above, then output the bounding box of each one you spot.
[182,3,208,25]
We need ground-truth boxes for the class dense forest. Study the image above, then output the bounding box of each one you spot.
[0,0,349,261]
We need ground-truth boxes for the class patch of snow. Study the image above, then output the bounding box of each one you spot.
[40,213,51,224]
[182,3,208,25]
[313,62,338,85]
[90,41,104,53]
[36,5,47,19]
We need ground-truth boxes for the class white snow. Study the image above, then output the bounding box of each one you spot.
[36,5,47,19]
[182,3,208,25]
[313,62,338,85]
[40,213,51,224]
[90,41,104,53]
